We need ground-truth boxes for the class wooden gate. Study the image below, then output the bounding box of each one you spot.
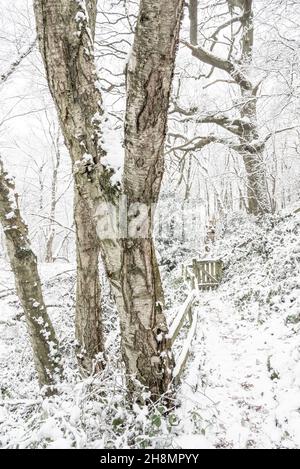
[183,258,223,291]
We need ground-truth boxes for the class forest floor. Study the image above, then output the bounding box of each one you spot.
[1,211,300,449]
[175,211,300,449]
[176,290,299,449]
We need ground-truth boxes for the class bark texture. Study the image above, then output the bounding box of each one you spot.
[0,159,61,391]
[34,0,105,373]
[74,184,103,372]
[121,0,184,398]
[34,0,184,399]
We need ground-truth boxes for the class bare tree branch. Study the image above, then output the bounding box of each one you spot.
[0,40,36,85]
[181,39,252,90]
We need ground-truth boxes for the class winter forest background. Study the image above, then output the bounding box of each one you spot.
[1,0,300,449]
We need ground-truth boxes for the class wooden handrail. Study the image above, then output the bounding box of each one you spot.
[173,311,198,384]
[167,290,196,345]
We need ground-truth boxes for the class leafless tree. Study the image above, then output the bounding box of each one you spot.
[34,0,184,399]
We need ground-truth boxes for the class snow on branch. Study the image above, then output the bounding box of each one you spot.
[182,40,252,90]
[0,40,36,85]
[166,134,236,154]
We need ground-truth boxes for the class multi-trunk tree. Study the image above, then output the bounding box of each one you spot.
[34,0,184,399]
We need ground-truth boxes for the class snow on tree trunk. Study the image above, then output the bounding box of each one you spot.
[0,159,61,392]
[184,0,272,216]
[239,0,272,215]
[189,0,198,46]
[34,0,184,399]
[120,0,184,399]
[33,0,105,374]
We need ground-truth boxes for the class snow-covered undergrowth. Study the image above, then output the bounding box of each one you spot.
[0,263,179,449]
[213,211,300,326]
[1,210,300,448]
[176,211,300,449]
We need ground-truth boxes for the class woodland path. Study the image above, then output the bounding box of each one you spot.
[177,291,278,449]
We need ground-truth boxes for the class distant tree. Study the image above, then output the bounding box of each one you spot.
[181,0,272,215]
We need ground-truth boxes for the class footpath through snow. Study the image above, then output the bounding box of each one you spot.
[177,292,281,449]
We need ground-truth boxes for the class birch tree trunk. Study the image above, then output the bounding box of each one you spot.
[121,0,184,398]
[74,184,103,373]
[34,0,105,373]
[0,159,61,392]
[34,0,184,399]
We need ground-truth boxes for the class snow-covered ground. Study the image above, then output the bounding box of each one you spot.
[177,211,300,449]
[178,293,300,449]
[0,212,300,449]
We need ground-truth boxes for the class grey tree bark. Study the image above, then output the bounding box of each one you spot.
[121,0,184,399]
[0,158,61,392]
[34,0,105,374]
[34,0,184,399]
[74,184,104,373]
[189,0,198,46]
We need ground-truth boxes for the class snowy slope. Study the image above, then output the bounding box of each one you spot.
[0,212,300,448]
[175,211,300,449]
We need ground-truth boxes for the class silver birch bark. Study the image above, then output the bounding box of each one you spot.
[33,0,105,373]
[74,184,104,373]
[0,158,61,392]
[189,0,198,46]
[34,0,184,399]
[121,0,184,398]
